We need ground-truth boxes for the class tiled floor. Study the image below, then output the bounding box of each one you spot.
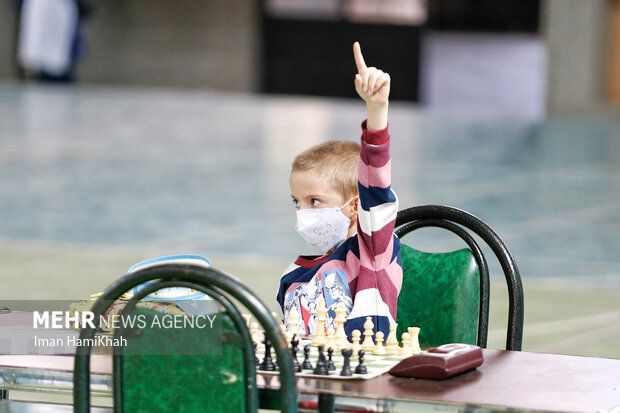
[1,81,619,357]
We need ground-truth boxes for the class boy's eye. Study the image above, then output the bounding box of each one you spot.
[292,199,300,209]
[311,199,321,207]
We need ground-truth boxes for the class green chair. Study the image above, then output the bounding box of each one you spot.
[73,263,297,412]
[395,205,524,351]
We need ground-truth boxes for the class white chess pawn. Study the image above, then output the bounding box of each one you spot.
[408,326,422,354]
[400,332,413,357]
[351,329,362,354]
[242,314,252,328]
[250,322,260,345]
[361,317,375,352]
[373,331,386,355]
[326,327,337,351]
[385,323,400,354]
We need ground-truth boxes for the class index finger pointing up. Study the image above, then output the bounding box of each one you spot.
[353,42,367,73]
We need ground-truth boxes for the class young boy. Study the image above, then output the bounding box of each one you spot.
[276,42,402,339]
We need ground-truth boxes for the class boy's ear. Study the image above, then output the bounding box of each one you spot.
[347,197,359,236]
[349,196,359,220]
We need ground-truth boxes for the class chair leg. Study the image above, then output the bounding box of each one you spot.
[318,392,335,413]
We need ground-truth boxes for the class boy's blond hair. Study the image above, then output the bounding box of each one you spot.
[291,140,360,199]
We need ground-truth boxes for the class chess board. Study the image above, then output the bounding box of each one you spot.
[255,341,407,380]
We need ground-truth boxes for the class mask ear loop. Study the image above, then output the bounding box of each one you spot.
[338,196,358,211]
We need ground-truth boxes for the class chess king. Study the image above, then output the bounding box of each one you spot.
[276,42,402,340]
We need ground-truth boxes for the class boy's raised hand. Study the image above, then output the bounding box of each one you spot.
[353,42,390,107]
[353,42,389,130]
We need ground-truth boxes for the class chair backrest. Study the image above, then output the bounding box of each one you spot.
[397,244,481,346]
[73,264,297,413]
[395,205,524,351]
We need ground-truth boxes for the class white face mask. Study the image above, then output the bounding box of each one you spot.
[295,197,355,255]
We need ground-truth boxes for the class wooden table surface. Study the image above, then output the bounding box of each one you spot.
[284,349,620,412]
[2,349,619,412]
[2,311,620,412]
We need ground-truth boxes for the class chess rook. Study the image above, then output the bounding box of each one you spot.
[408,326,422,354]
[340,348,353,377]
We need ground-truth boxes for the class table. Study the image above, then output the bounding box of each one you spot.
[1,349,620,412]
[1,312,620,412]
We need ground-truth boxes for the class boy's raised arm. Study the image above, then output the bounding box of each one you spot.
[353,42,390,131]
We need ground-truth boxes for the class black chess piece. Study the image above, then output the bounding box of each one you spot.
[291,335,302,373]
[340,348,353,377]
[259,338,276,371]
[354,349,367,375]
[313,345,329,375]
[302,344,313,370]
[327,347,336,371]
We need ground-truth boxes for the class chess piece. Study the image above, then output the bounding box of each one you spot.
[351,329,362,354]
[253,341,259,366]
[399,332,413,357]
[311,297,328,347]
[385,323,400,354]
[242,314,251,328]
[408,326,422,354]
[302,344,313,370]
[291,335,302,372]
[250,322,260,345]
[272,311,287,341]
[313,345,329,375]
[361,317,375,352]
[326,327,336,351]
[285,323,294,345]
[259,338,276,371]
[334,302,349,349]
[288,307,300,341]
[354,349,367,375]
[271,311,282,331]
[327,347,336,371]
[340,348,353,377]
[373,331,386,355]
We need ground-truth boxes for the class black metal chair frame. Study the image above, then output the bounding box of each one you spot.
[73,264,297,413]
[395,205,524,351]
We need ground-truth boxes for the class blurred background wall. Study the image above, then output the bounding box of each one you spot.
[1,0,259,91]
[0,0,617,115]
